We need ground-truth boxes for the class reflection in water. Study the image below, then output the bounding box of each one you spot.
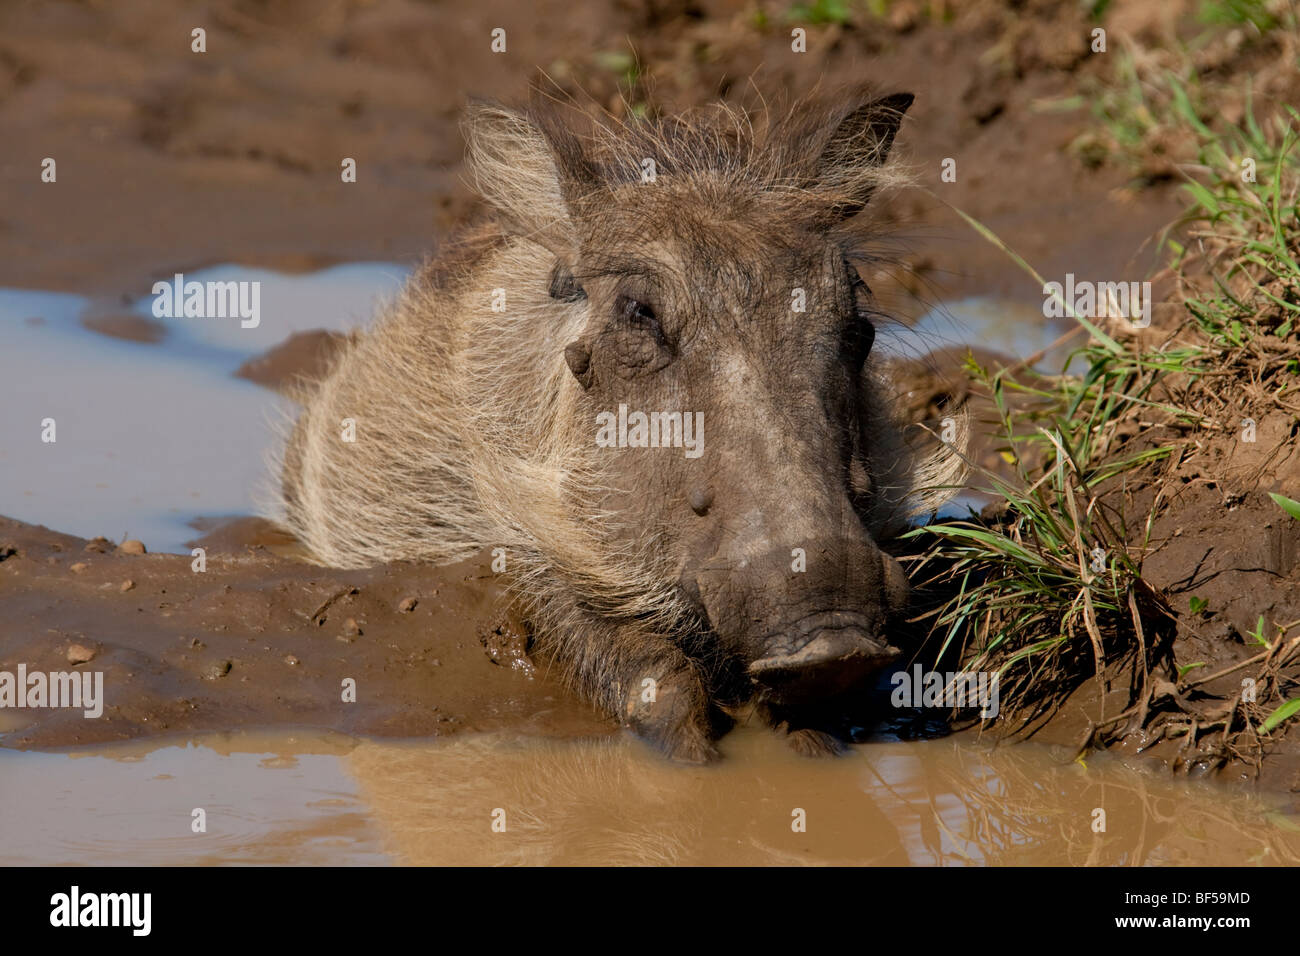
[0,732,388,866]
[345,726,1300,866]
[2,727,1297,865]
[887,297,1077,374]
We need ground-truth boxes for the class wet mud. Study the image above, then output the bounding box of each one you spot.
[0,516,610,748]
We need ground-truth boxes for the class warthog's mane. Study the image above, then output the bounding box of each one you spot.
[472,87,916,239]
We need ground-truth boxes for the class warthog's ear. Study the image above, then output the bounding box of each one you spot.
[463,102,594,255]
[809,92,913,224]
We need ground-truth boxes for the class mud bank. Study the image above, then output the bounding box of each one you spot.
[0,516,610,748]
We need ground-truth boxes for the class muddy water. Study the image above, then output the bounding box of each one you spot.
[5,264,1295,865]
[887,296,1076,374]
[0,731,388,866]
[2,726,1298,866]
[0,265,404,553]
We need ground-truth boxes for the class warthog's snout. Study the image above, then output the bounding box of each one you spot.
[748,610,901,704]
[693,539,911,705]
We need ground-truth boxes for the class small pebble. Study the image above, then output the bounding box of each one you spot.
[120,579,135,592]
[118,539,147,555]
[342,618,363,636]
[202,660,232,680]
[284,654,300,666]
[399,597,418,613]
[66,643,96,664]
[69,562,89,573]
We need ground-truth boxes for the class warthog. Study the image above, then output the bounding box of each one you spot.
[277,89,962,762]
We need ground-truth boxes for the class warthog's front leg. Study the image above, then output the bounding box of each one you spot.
[617,652,721,765]
[754,699,848,758]
[532,604,722,764]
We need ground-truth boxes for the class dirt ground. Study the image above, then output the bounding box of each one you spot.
[0,0,1183,301]
[4,0,1296,786]
[0,515,610,748]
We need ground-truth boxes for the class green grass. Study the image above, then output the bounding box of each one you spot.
[1271,493,1300,521]
[1166,88,1300,345]
[909,47,1300,733]
[1262,698,1300,734]
[782,0,945,27]
[1198,0,1281,32]
[786,0,854,25]
[904,334,1179,720]
[903,210,1194,721]
[1069,1,1296,178]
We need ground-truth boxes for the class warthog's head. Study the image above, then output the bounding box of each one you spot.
[467,91,951,708]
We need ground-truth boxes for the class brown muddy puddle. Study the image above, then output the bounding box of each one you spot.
[3,726,1299,866]
[9,264,1269,867]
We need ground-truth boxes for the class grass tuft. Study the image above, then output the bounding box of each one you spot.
[907,28,1300,760]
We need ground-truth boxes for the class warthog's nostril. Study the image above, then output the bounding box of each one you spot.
[748,621,899,704]
[689,487,713,516]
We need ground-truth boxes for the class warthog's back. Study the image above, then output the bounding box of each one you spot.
[279,231,589,570]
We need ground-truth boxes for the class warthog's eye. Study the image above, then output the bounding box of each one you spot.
[841,317,876,368]
[605,293,674,374]
[842,269,875,367]
[615,294,669,346]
